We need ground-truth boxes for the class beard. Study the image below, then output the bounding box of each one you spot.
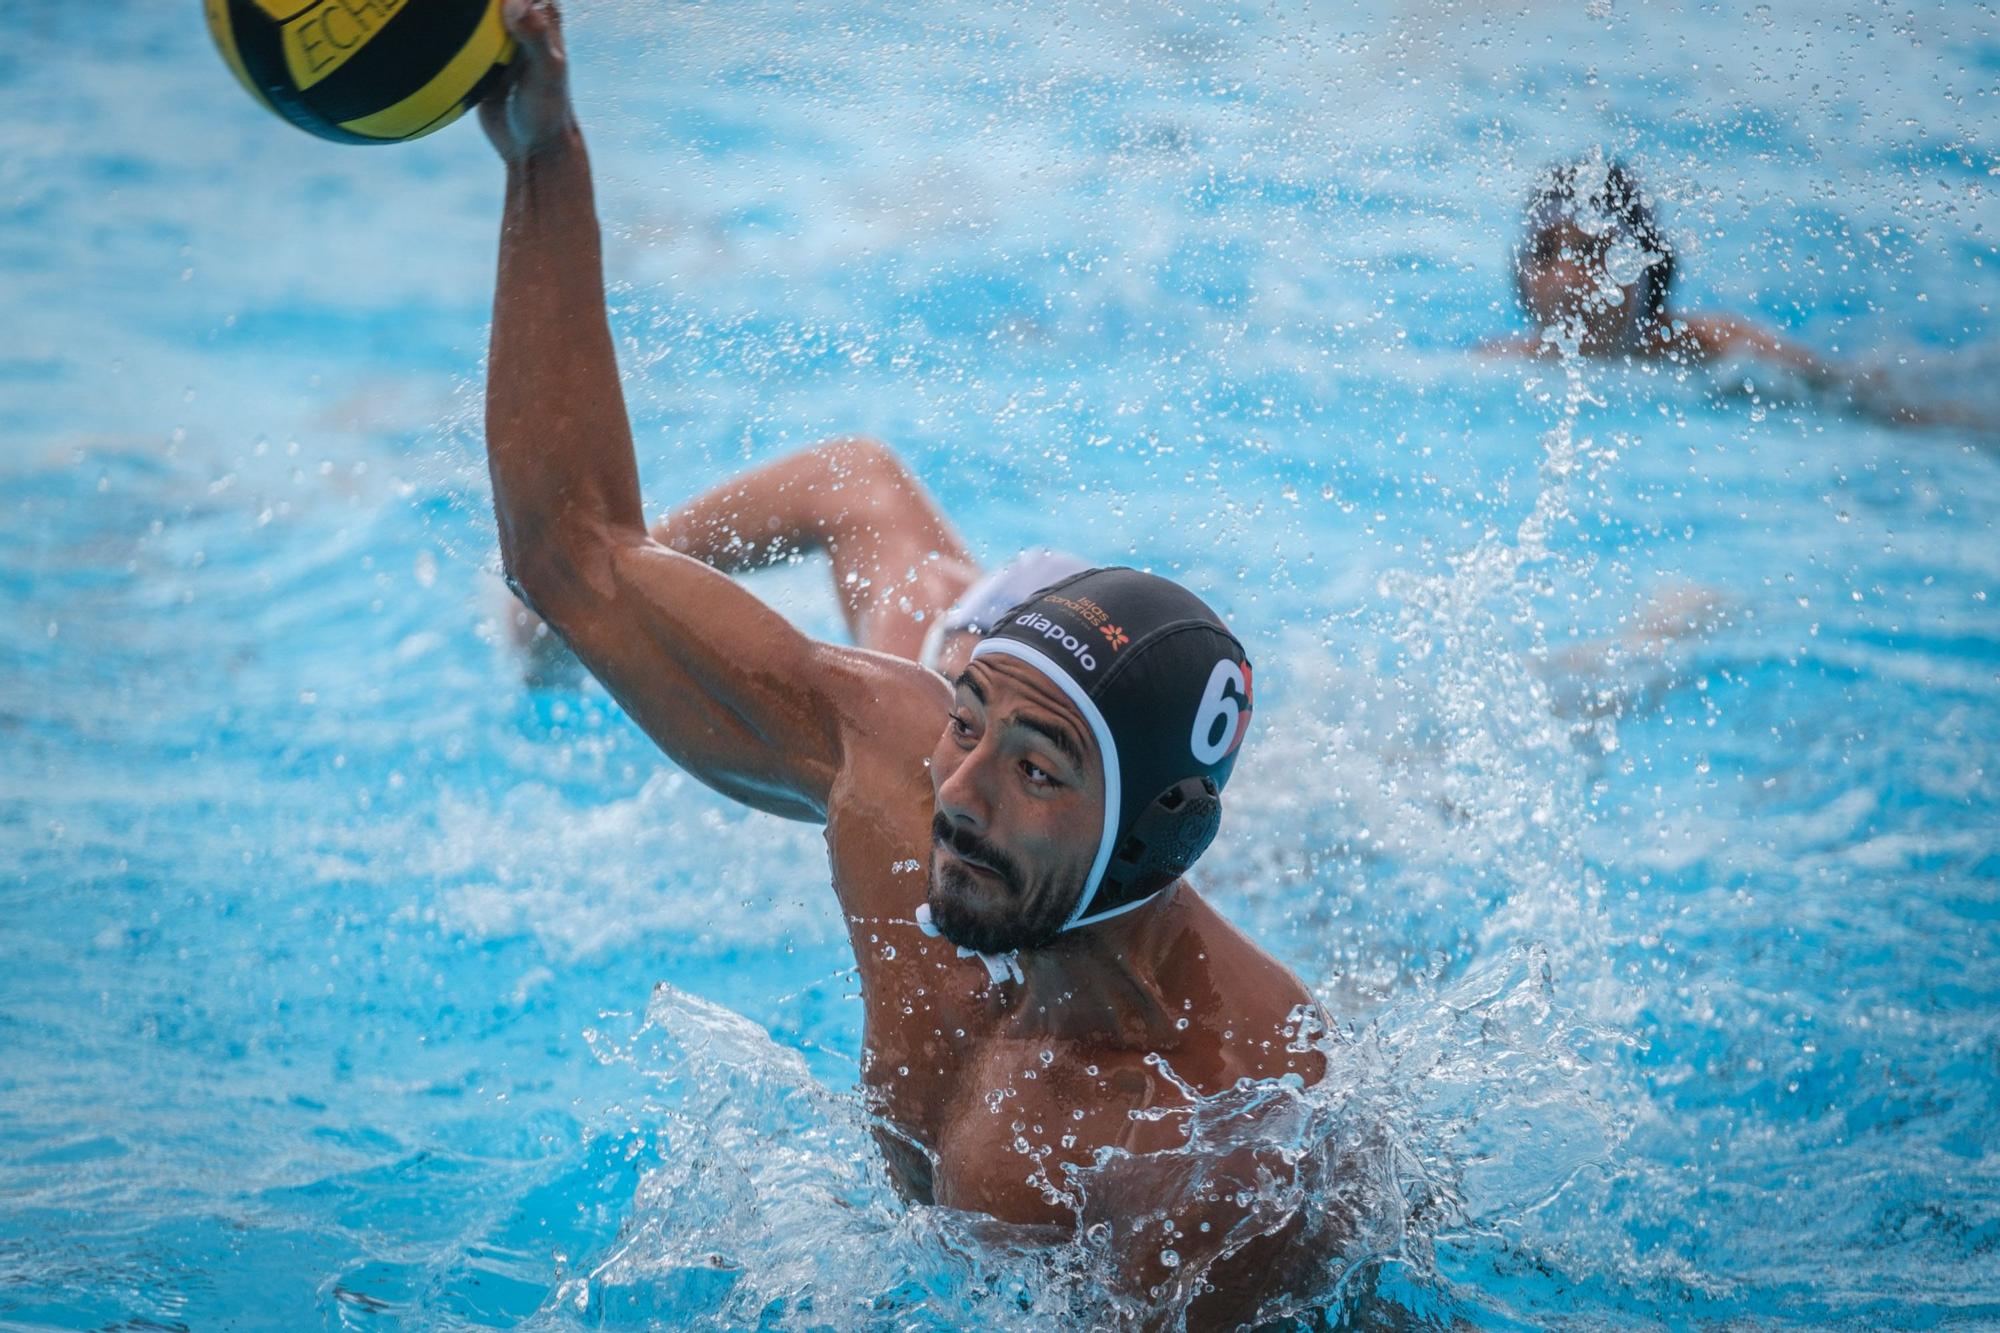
[925,812,1083,956]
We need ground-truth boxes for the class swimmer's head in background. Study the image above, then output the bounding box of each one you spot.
[1515,155,1676,345]
[970,567,1253,933]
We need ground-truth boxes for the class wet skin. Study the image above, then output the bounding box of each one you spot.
[834,653,1325,1227]
[475,3,1327,1321]
[503,435,985,686]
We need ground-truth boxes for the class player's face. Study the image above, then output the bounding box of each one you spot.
[926,656,1104,955]
[1515,220,1643,352]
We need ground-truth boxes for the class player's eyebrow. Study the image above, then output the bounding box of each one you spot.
[1010,712,1086,772]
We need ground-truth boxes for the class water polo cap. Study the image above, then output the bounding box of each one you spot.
[1519,154,1675,321]
[969,567,1253,932]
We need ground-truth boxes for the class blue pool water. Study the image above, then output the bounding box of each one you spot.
[3,1,1996,1327]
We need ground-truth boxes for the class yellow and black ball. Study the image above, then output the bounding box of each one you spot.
[205,0,515,145]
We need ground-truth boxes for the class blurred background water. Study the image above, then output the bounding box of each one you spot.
[1,0,1995,1327]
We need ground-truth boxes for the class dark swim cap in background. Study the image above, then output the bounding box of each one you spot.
[970,567,1253,931]
[1520,154,1676,319]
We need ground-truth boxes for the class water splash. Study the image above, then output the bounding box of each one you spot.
[538,921,1620,1329]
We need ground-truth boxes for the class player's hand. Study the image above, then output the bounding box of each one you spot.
[480,0,576,164]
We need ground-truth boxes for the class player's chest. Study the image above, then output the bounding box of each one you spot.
[867,1026,1185,1226]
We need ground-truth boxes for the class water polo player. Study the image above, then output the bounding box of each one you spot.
[1488,153,1979,430]
[473,3,1328,1322]
[501,435,1090,685]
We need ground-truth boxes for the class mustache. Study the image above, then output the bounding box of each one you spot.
[930,814,1025,892]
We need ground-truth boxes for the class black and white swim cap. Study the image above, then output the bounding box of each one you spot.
[970,567,1253,932]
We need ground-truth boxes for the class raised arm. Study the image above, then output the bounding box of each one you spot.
[1676,312,1992,431]
[477,1,902,819]
[655,437,979,657]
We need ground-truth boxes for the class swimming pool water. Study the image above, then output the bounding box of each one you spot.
[2,1,1995,1327]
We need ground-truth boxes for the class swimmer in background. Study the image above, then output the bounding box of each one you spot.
[1485,154,1988,433]
[503,436,1088,686]
[468,5,1334,1324]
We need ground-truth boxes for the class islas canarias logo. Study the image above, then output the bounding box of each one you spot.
[1099,624,1129,651]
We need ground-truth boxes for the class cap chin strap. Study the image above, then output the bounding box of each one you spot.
[1065,885,1168,931]
[914,901,1024,986]
[967,637,1131,934]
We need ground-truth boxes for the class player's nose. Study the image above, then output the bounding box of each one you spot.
[933,745,996,833]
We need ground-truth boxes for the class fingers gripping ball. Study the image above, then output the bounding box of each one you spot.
[205,0,515,144]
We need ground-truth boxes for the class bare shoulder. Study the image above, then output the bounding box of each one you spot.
[816,643,953,767]
[814,646,952,919]
[1174,888,1315,1003]
[1162,889,1325,1089]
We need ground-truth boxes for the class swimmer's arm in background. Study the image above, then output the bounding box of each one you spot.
[1678,312,1834,384]
[1473,332,1553,358]
[1676,312,1977,430]
[476,1,930,820]
[1680,308,1992,428]
[652,437,981,659]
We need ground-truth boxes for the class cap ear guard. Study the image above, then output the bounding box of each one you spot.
[1093,776,1223,910]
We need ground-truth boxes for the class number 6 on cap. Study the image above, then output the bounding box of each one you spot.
[1189,659,1253,765]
